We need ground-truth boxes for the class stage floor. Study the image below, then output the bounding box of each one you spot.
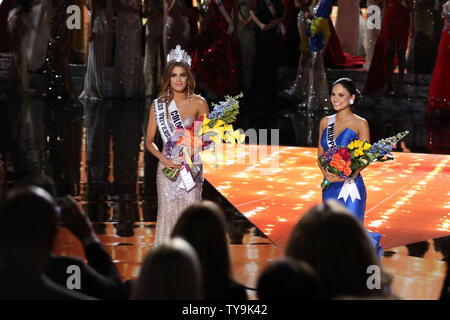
[202,145,450,251]
[52,144,449,300]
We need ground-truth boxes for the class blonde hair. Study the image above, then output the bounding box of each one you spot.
[158,62,196,103]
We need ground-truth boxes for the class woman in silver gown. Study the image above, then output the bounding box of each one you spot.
[286,0,312,101]
[303,0,332,110]
[163,0,192,57]
[79,0,107,100]
[364,0,384,70]
[145,46,209,247]
[113,0,144,99]
[237,0,255,92]
[335,0,360,55]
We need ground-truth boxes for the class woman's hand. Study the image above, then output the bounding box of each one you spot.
[226,22,234,35]
[161,157,182,170]
[323,169,346,183]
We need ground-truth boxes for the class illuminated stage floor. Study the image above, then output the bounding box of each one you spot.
[52,144,449,300]
[202,145,450,251]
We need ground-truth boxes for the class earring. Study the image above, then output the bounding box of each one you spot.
[349,99,354,105]
[166,86,170,103]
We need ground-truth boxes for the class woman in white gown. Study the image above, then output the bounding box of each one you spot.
[79,0,107,100]
[145,46,209,246]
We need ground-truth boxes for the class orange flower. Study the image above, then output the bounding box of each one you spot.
[344,167,352,176]
[331,159,345,172]
[332,154,342,161]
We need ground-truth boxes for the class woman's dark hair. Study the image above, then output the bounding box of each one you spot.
[332,77,362,107]
[257,258,320,300]
[171,201,233,299]
[286,200,391,299]
[131,237,202,300]
[19,0,31,13]
[14,174,57,197]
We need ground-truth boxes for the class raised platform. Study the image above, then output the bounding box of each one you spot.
[202,145,450,250]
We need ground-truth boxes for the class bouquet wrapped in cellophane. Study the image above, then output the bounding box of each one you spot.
[319,131,409,189]
[162,93,246,180]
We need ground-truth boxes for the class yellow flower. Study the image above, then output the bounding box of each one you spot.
[356,140,364,148]
[210,135,222,145]
[201,114,211,127]
[223,124,234,133]
[348,141,355,150]
[200,123,210,135]
[233,130,246,143]
[225,132,236,145]
[363,142,371,150]
[212,119,225,129]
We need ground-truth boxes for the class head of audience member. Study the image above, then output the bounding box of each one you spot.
[171,201,233,299]
[285,200,390,299]
[257,257,320,300]
[14,173,57,197]
[434,235,450,262]
[131,237,202,300]
[0,186,58,273]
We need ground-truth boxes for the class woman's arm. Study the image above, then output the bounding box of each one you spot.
[145,103,181,169]
[216,0,234,34]
[196,98,210,119]
[165,0,177,14]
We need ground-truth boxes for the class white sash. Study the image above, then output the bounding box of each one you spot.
[153,99,196,191]
[327,115,361,203]
[326,115,337,149]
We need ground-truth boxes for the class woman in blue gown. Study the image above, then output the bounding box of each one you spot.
[317,78,382,259]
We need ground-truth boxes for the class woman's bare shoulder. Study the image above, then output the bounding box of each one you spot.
[352,114,369,128]
[191,94,207,105]
[319,115,329,128]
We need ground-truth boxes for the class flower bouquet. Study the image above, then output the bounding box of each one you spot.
[319,131,409,189]
[162,93,246,180]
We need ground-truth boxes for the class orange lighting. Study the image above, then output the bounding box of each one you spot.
[202,145,450,250]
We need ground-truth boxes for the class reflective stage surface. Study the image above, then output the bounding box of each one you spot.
[203,145,450,251]
[0,91,449,300]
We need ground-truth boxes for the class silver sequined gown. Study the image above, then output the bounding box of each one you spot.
[335,0,360,55]
[288,9,312,102]
[113,0,144,98]
[154,117,203,246]
[237,0,255,91]
[163,0,191,57]
[303,3,331,111]
[364,0,384,70]
[79,8,107,100]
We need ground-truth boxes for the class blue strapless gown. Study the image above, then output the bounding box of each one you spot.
[321,127,383,259]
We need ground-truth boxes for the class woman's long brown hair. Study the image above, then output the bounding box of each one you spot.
[158,61,196,103]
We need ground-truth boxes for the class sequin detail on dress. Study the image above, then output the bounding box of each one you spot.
[153,117,203,247]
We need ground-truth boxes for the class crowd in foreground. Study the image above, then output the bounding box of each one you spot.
[0,174,448,300]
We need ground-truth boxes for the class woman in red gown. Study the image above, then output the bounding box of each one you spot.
[363,0,413,95]
[191,0,243,97]
[426,1,450,115]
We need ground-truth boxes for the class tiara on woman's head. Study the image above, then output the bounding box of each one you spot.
[167,45,192,67]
